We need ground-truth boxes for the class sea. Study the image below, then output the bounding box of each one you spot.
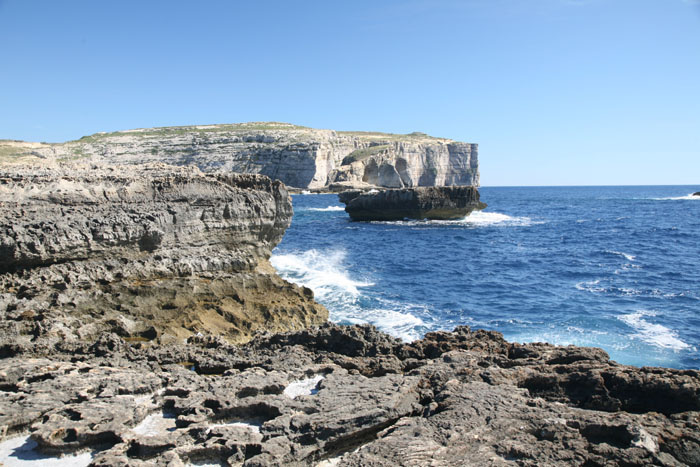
[270,186,700,370]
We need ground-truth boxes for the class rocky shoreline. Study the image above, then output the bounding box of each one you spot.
[1,161,699,466]
[1,324,699,466]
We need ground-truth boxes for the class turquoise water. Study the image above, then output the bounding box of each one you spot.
[271,186,700,369]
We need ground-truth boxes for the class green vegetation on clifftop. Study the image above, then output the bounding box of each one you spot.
[341,144,391,165]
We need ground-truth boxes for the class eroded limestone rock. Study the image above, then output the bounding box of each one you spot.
[1,324,698,466]
[0,163,327,352]
[0,123,479,190]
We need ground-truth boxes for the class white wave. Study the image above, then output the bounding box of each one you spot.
[458,211,533,226]
[649,194,700,200]
[618,310,690,351]
[511,326,609,348]
[575,279,604,293]
[306,206,345,212]
[605,250,636,262]
[377,211,537,227]
[270,248,424,341]
[342,306,425,342]
[270,249,373,299]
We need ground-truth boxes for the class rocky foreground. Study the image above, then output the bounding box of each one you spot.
[1,324,699,466]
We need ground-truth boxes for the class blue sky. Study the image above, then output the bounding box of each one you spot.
[1,0,698,186]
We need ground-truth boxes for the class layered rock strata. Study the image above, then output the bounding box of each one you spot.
[0,163,327,353]
[0,122,479,190]
[338,186,486,221]
[1,324,698,466]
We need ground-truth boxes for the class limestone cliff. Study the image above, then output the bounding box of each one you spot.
[0,122,479,189]
[0,163,327,352]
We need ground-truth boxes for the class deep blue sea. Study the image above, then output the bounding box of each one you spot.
[271,186,700,369]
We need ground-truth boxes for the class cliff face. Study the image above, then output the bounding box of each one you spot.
[327,139,479,189]
[0,122,479,189]
[0,163,327,352]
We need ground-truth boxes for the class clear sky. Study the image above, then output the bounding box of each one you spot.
[1,0,698,186]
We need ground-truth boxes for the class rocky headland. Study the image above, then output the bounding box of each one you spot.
[338,186,487,221]
[1,160,699,466]
[0,122,479,191]
[0,162,326,355]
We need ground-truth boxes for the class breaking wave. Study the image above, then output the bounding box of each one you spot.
[305,205,345,212]
[618,310,690,351]
[270,248,424,341]
[376,211,538,227]
[604,250,636,262]
[648,194,700,201]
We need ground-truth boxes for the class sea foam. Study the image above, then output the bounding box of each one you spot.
[376,211,537,228]
[305,205,345,212]
[270,248,424,341]
[649,194,700,201]
[270,249,372,298]
[457,211,534,226]
[604,250,636,262]
[619,310,690,351]
[283,375,325,398]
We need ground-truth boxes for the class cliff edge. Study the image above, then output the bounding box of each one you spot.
[0,163,327,354]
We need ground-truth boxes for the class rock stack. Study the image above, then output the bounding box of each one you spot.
[338,186,486,221]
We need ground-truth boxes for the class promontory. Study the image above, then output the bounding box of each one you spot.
[0,122,479,191]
